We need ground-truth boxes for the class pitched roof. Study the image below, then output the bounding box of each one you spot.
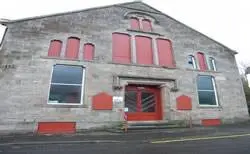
[0,1,236,54]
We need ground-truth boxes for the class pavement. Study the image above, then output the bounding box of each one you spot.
[1,122,250,153]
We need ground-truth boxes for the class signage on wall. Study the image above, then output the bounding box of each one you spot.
[0,64,16,71]
[113,96,123,103]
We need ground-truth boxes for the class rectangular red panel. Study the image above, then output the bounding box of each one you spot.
[48,40,62,57]
[130,18,140,30]
[142,19,152,32]
[197,52,207,70]
[156,39,174,67]
[83,44,94,61]
[202,119,221,126]
[37,122,76,134]
[135,36,153,65]
[112,33,131,64]
[65,37,80,59]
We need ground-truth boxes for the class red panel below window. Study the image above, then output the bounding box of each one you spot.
[202,119,221,126]
[37,122,76,134]
[83,43,94,61]
[156,39,174,67]
[197,52,207,70]
[92,92,113,110]
[48,40,62,57]
[130,18,140,30]
[136,36,153,65]
[65,37,80,59]
[112,33,131,64]
[142,19,152,32]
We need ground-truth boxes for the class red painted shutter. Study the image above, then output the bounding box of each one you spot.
[65,37,80,59]
[197,52,207,70]
[156,39,174,67]
[142,19,152,32]
[135,36,153,65]
[130,18,140,30]
[83,43,94,61]
[48,40,62,57]
[112,33,131,64]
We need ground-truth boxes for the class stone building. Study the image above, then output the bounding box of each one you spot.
[0,1,249,134]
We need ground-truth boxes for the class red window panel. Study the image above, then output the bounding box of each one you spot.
[142,19,152,32]
[130,17,140,30]
[135,36,153,65]
[197,52,207,70]
[112,33,131,64]
[65,37,80,59]
[156,39,174,67]
[83,43,94,61]
[48,40,62,57]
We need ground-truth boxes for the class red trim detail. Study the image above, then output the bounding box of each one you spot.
[176,95,192,110]
[135,36,153,65]
[130,17,140,30]
[83,43,94,61]
[48,40,62,57]
[156,39,174,67]
[202,119,221,126]
[197,52,207,70]
[142,19,152,32]
[37,122,76,134]
[65,37,80,59]
[112,33,131,64]
[92,92,113,110]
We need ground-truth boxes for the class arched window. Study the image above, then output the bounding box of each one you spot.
[142,19,152,32]
[65,37,80,59]
[197,52,207,71]
[156,38,174,67]
[130,17,140,30]
[48,40,62,57]
[208,57,216,71]
[188,55,197,69]
[83,43,95,61]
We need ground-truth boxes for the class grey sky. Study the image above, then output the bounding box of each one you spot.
[0,0,249,69]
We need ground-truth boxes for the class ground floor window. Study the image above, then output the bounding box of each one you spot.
[48,64,85,105]
[197,75,218,106]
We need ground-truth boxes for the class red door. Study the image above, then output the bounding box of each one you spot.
[124,85,162,121]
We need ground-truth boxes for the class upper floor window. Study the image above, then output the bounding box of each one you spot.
[130,17,140,30]
[142,19,152,32]
[208,57,216,71]
[48,40,62,57]
[0,24,7,47]
[188,55,197,69]
[197,52,207,71]
[129,17,153,32]
[197,75,218,106]
[48,64,85,105]
[83,43,95,61]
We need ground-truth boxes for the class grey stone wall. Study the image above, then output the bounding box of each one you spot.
[0,2,248,133]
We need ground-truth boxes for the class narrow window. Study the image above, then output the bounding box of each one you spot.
[83,43,94,61]
[65,37,80,59]
[112,33,131,64]
[197,52,207,70]
[0,24,7,47]
[197,76,218,106]
[48,40,62,57]
[135,36,153,65]
[48,64,85,105]
[208,57,216,71]
[188,55,197,69]
[142,19,152,32]
[156,38,174,67]
[130,17,140,30]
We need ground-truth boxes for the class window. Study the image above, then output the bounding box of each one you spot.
[197,76,218,106]
[188,55,197,69]
[208,57,216,71]
[48,40,62,57]
[197,52,207,70]
[48,64,85,105]
[156,38,174,67]
[65,37,80,59]
[112,33,131,64]
[142,19,152,32]
[0,24,7,47]
[135,36,153,65]
[130,17,140,30]
[83,43,95,61]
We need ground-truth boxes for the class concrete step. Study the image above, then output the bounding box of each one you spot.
[126,121,188,130]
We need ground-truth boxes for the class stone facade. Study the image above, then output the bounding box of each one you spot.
[0,2,248,133]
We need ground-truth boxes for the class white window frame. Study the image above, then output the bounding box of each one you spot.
[188,55,197,69]
[197,76,219,107]
[207,57,217,71]
[47,64,85,105]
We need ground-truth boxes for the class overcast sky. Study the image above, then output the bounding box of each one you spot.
[0,0,249,69]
